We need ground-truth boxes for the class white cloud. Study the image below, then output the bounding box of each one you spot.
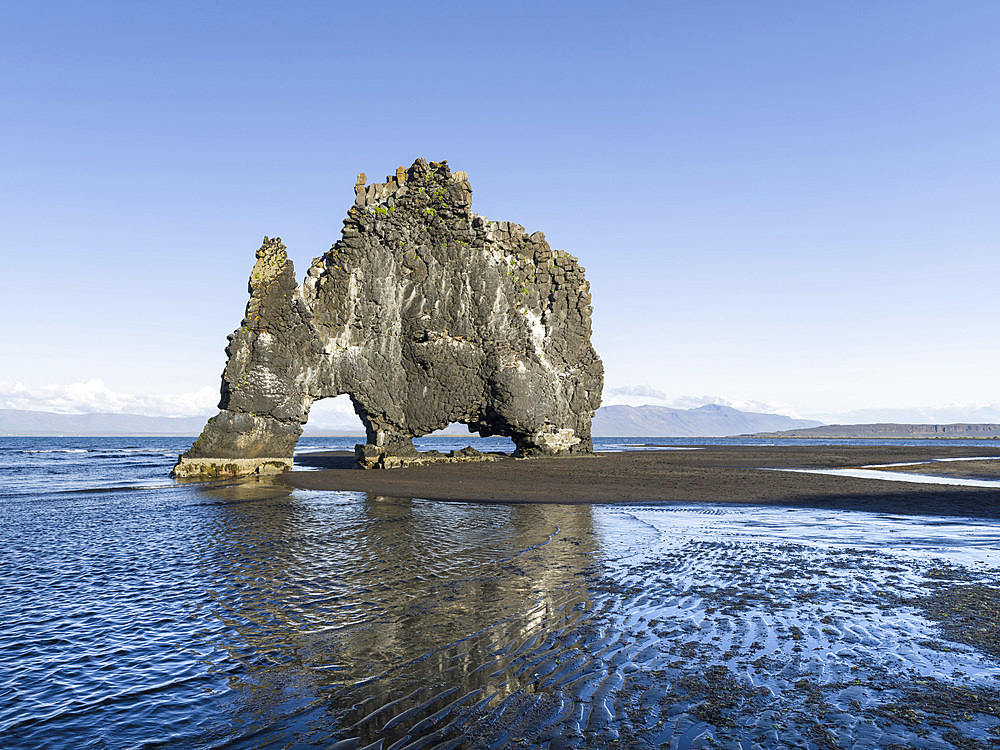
[0,379,219,417]
[307,394,364,430]
[605,385,1000,423]
[33,379,996,426]
[668,394,801,417]
[603,385,801,416]
[0,381,364,430]
[604,385,671,401]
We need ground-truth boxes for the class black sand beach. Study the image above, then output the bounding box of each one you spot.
[286,446,1000,517]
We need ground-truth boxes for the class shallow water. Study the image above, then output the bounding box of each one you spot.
[2,437,1000,749]
[777,466,1000,488]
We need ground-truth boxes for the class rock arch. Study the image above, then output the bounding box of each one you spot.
[173,159,603,476]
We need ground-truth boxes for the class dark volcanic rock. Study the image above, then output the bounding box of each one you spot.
[174,159,603,476]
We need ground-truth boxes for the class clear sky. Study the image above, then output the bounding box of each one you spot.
[2,1,998,424]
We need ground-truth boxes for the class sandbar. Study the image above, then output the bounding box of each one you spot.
[285,445,1000,517]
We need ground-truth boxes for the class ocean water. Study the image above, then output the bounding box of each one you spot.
[3,436,1000,749]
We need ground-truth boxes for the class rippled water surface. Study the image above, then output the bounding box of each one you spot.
[3,437,1000,749]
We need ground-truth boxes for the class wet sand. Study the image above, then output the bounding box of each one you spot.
[221,486,1000,749]
[271,451,1000,747]
[286,446,1000,517]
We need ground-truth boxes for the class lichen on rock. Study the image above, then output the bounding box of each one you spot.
[173,159,603,477]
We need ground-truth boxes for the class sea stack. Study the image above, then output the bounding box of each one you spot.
[173,159,603,476]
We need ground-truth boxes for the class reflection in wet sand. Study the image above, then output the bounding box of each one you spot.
[190,480,1000,749]
[196,482,597,748]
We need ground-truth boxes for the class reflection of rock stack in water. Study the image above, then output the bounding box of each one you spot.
[193,488,597,747]
[173,159,603,477]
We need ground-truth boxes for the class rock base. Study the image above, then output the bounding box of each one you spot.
[171,457,293,478]
[355,444,504,470]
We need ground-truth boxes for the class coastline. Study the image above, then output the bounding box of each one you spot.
[743,435,1000,440]
[284,446,1000,517]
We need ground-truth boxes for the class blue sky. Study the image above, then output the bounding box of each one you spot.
[2,1,998,423]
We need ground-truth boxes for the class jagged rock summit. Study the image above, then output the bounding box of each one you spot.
[174,159,603,476]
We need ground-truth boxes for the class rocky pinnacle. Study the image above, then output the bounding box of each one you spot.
[173,159,603,476]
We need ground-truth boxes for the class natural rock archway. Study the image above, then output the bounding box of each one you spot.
[173,159,603,476]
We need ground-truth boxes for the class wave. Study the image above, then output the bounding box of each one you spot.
[19,448,95,454]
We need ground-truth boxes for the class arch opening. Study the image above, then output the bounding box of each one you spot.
[412,423,516,455]
[304,394,365,435]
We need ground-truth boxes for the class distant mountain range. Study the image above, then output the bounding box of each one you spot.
[809,405,1000,425]
[2,404,823,438]
[0,408,369,437]
[15,406,994,440]
[750,423,1000,439]
[591,404,823,437]
[0,409,210,436]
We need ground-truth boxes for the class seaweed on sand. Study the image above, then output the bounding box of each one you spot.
[868,677,1000,748]
[912,567,1000,659]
